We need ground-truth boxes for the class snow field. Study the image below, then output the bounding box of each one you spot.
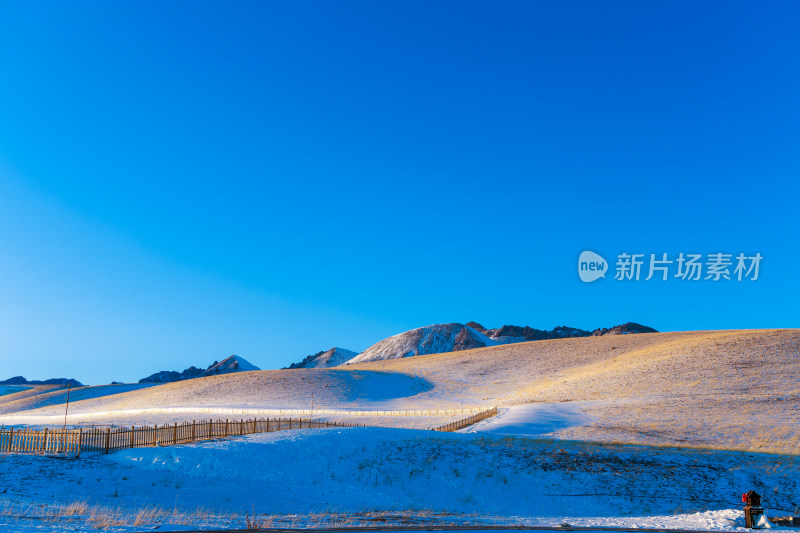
[0,427,797,531]
[461,404,592,437]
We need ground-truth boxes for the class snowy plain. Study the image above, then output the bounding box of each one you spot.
[1,426,798,532]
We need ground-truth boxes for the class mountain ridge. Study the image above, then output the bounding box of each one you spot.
[342,321,658,365]
[468,321,657,342]
[0,376,84,387]
[139,355,260,384]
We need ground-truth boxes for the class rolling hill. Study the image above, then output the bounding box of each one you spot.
[2,328,798,453]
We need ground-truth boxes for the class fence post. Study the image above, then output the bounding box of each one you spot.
[225,419,229,437]
[173,423,177,445]
[77,428,83,457]
[130,427,135,449]
[7,429,13,452]
[105,428,110,454]
[41,428,48,454]
[192,420,196,442]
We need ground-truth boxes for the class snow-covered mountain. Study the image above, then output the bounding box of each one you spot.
[345,323,497,365]
[282,321,660,368]
[286,347,359,369]
[342,321,658,365]
[202,355,260,376]
[139,355,260,384]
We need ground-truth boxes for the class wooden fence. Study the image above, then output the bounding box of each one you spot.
[0,408,500,456]
[432,406,498,432]
[0,427,82,455]
[0,418,357,456]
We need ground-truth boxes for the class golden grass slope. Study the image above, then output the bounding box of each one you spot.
[0,385,64,407]
[0,384,157,415]
[352,329,796,402]
[352,328,800,453]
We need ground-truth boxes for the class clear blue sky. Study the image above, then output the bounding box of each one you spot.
[1,1,798,384]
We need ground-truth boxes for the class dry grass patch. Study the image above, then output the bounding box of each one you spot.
[0,499,234,530]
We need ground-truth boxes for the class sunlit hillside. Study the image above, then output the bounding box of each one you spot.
[4,329,798,453]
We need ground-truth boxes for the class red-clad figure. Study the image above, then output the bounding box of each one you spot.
[743,490,763,528]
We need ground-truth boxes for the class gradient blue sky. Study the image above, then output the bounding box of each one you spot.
[1,1,798,384]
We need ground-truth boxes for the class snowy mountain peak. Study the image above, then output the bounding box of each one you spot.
[202,355,260,376]
[345,323,497,365]
[285,347,360,369]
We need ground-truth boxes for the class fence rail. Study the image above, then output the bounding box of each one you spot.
[432,406,498,432]
[0,406,490,424]
[0,418,357,456]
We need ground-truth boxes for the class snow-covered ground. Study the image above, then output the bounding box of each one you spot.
[461,404,593,438]
[1,427,797,532]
